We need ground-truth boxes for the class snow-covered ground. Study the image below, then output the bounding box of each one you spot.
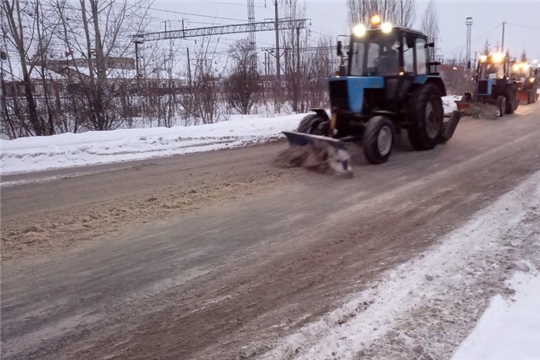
[0,113,306,175]
[452,271,540,359]
[0,95,462,175]
[261,170,540,360]
[442,95,462,114]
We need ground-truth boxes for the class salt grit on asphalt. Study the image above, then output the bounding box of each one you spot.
[260,171,540,360]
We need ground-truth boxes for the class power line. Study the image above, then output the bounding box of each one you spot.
[199,0,266,9]
[148,7,246,22]
[505,22,540,31]
[442,23,502,56]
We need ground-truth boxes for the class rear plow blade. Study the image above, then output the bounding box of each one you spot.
[438,111,462,143]
[277,131,353,177]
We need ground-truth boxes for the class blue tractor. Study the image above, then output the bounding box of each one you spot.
[283,15,461,171]
[510,60,539,105]
[462,53,519,117]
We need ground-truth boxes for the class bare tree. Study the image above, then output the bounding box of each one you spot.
[180,37,226,124]
[55,0,152,131]
[520,49,527,62]
[280,0,310,112]
[2,0,45,135]
[305,36,338,109]
[421,0,438,61]
[348,0,416,28]
[223,38,260,115]
[482,40,491,56]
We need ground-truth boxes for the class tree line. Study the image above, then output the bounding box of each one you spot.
[1,0,456,139]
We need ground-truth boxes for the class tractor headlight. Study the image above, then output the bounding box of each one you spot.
[371,15,381,27]
[480,55,487,62]
[381,22,393,33]
[492,52,505,63]
[353,24,367,37]
[513,64,520,72]
[531,78,535,83]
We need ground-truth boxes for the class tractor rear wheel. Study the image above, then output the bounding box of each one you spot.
[504,85,517,114]
[363,116,394,164]
[407,83,444,151]
[297,114,328,135]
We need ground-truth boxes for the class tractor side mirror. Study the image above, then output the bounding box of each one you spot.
[426,42,435,48]
[467,61,471,70]
[337,41,342,57]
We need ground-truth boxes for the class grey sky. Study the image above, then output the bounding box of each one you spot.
[149,0,540,63]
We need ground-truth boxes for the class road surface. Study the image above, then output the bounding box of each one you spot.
[2,103,540,360]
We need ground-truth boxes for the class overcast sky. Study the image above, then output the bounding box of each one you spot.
[148,0,540,63]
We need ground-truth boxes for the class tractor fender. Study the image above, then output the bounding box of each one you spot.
[425,77,447,97]
[371,110,397,120]
[309,108,330,122]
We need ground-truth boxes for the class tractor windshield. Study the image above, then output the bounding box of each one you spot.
[478,62,504,80]
[349,32,399,76]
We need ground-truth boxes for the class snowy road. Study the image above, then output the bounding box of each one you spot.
[1,102,540,360]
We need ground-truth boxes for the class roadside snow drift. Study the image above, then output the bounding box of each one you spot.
[442,95,462,114]
[1,95,462,175]
[452,271,540,360]
[0,114,306,175]
[261,170,540,360]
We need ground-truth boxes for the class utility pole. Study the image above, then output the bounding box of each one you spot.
[273,0,281,80]
[186,47,192,93]
[296,26,300,75]
[466,17,473,69]
[134,39,142,80]
[501,21,506,54]
[162,20,169,32]
[181,18,188,38]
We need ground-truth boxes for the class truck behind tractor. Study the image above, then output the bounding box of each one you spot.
[457,53,519,117]
[280,15,461,175]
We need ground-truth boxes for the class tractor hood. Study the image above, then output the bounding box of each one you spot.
[328,76,385,113]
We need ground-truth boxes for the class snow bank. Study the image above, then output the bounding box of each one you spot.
[452,270,540,360]
[0,114,306,175]
[260,170,540,360]
[442,95,462,115]
[0,95,465,175]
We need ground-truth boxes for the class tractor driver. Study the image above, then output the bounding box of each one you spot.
[377,39,399,76]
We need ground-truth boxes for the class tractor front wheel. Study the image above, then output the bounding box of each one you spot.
[363,116,394,164]
[297,114,329,136]
[407,83,444,151]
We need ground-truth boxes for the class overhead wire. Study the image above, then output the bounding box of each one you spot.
[147,6,246,23]
[442,23,502,56]
[505,22,540,31]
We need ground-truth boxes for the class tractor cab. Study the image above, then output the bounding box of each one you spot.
[331,15,445,117]
[474,53,514,98]
[510,61,532,82]
[510,60,538,104]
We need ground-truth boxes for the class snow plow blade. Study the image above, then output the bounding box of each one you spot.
[280,131,353,177]
[438,111,461,143]
[517,91,528,103]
